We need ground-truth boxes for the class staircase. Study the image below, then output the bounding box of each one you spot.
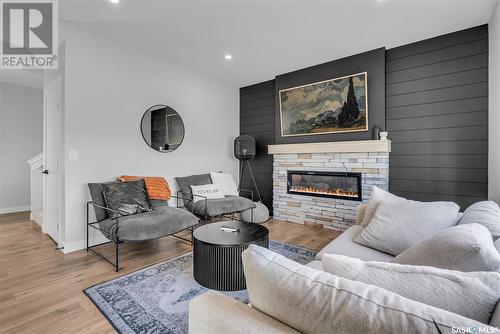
[27,153,44,227]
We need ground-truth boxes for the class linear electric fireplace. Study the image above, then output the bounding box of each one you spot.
[287,171,362,201]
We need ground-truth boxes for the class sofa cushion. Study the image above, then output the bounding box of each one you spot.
[360,186,403,227]
[322,254,500,324]
[175,174,212,206]
[458,201,500,240]
[191,196,256,217]
[242,245,495,334]
[102,179,152,219]
[354,200,460,256]
[355,204,367,225]
[496,238,500,254]
[491,302,500,328]
[88,181,120,222]
[315,225,394,262]
[305,260,323,271]
[189,291,301,334]
[393,224,500,272]
[98,206,198,241]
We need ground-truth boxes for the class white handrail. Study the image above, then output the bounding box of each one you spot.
[27,153,44,170]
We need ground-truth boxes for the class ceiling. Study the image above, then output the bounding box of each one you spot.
[59,0,497,86]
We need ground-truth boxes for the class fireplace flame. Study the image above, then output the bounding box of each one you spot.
[290,186,358,198]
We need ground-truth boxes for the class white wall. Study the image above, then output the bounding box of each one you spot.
[60,24,239,252]
[0,83,43,213]
[489,0,500,203]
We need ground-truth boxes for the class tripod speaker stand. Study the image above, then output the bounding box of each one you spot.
[238,159,262,202]
[234,135,262,202]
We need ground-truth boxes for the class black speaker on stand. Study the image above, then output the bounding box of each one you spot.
[234,135,262,202]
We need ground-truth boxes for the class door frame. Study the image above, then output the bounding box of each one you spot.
[43,75,64,248]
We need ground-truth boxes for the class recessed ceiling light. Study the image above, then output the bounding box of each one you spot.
[224,54,233,60]
[110,0,119,4]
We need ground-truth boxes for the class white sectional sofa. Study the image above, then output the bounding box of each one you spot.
[189,202,500,334]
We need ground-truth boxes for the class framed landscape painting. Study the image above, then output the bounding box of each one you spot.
[279,72,368,137]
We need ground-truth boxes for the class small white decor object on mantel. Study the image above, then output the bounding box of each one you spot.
[379,131,388,140]
[190,183,225,203]
[209,172,239,196]
[241,202,270,224]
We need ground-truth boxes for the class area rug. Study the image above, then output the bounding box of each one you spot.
[84,240,317,334]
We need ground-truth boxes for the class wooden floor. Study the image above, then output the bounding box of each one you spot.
[0,211,340,334]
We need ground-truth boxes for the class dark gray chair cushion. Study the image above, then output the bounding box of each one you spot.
[175,173,212,206]
[88,181,120,222]
[102,179,152,219]
[98,206,198,241]
[192,195,256,217]
[150,199,169,208]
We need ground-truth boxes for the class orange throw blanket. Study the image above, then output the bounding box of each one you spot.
[118,175,171,201]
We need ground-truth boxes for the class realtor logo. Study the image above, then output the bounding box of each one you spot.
[1,0,58,69]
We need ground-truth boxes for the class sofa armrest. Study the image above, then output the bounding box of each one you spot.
[355,203,367,225]
[189,291,301,334]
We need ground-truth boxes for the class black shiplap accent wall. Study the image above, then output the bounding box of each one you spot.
[386,25,488,209]
[275,48,386,144]
[240,25,488,212]
[240,80,276,212]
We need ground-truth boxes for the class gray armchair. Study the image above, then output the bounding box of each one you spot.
[87,181,199,271]
[175,174,256,222]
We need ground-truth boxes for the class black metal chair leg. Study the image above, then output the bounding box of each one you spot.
[115,242,119,272]
[86,202,90,252]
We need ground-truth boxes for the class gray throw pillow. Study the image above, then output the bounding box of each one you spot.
[102,179,152,219]
[322,254,500,324]
[496,238,500,254]
[354,200,460,256]
[360,186,404,227]
[458,201,500,240]
[393,224,500,272]
[88,181,120,221]
[174,174,212,206]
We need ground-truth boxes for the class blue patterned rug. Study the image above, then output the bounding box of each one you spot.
[84,240,316,334]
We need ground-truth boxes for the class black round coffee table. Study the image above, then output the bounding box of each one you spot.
[193,220,269,291]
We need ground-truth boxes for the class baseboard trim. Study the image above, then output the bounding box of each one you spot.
[62,240,87,254]
[63,234,109,254]
[0,206,31,214]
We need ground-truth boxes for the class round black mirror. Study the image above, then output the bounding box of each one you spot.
[141,105,185,153]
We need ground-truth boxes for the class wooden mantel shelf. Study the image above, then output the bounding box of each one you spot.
[268,140,391,154]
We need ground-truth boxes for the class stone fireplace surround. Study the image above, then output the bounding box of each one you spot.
[269,140,391,231]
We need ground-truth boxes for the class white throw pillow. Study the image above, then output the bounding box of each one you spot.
[210,172,239,196]
[392,223,500,272]
[322,254,500,324]
[360,186,404,227]
[458,201,500,240]
[190,183,225,203]
[241,245,494,334]
[355,204,367,225]
[355,200,460,256]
